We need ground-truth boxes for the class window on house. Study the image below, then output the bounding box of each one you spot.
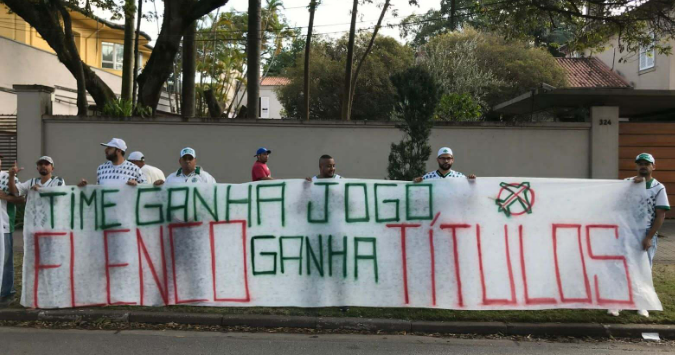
[639,35,656,71]
[102,42,124,70]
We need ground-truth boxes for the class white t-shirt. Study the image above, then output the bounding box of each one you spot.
[0,171,19,233]
[312,174,342,181]
[422,169,465,180]
[627,177,671,232]
[165,167,216,184]
[96,160,147,186]
[16,176,66,196]
[141,164,165,184]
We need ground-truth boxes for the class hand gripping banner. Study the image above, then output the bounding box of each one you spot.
[21,178,662,310]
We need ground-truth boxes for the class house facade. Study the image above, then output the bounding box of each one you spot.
[235,76,289,119]
[0,6,172,115]
[587,37,675,90]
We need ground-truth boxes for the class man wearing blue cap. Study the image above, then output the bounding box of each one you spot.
[252,147,274,181]
[157,147,216,184]
[608,152,670,318]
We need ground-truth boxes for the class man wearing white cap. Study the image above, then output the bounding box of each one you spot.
[8,156,65,198]
[77,138,147,187]
[608,153,670,318]
[156,147,216,185]
[128,151,165,185]
[413,147,476,183]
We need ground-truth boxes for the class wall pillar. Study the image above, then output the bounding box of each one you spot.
[13,85,53,166]
[590,106,619,179]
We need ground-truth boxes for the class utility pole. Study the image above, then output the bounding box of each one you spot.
[247,0,262,119]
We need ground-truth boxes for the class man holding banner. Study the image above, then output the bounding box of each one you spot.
[306,154,342,181]
[77,138,147,187]
[0,153,23,303]
[609,153,671,318]
[7,156,65,197]
[157,147,216,185]
[414,147,476,182]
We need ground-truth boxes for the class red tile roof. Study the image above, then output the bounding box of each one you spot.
[555,58,631,88]
[261,76,291,86]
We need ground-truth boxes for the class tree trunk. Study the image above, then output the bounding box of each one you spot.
[450,0,457,31]
[347,0,390,118]
[341,0,358,121]
[3,0,116,114]
[303,0,318,121]
[56,4,88,115]
[182,22,197,117]
[137,0,230,114]
[122,0,136,101]
[132,0,144,106]
[204,89,222,118]
[247,0,262,119]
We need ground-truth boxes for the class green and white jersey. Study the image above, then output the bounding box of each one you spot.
[16,176,65,196]
[0,171,19,233]
[312,174,342,181]
[627,177,671,231]
[165,166,216,184]
[422,170,465,180]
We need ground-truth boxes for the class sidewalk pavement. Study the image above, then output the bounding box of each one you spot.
[13,220,675,263]
[0,309,674,339]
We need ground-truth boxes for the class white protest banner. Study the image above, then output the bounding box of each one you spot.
[21,178,662,310]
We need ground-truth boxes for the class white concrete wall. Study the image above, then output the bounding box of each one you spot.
[0,37,171,115]
[34,119,590,185]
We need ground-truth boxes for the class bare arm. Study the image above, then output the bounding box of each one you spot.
[643,209,667,250]
[7,161,23,196]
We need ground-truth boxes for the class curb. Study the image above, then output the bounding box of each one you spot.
[0,309,672,339]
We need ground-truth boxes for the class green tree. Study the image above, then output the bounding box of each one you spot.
[420,29,567,115]
[194,2,293,117]
[265,30,304,76]
[277,34,413,120]
[387,67,439,181]
[434,93,481,121]
[400,0,478,47]
[476,0,675,57]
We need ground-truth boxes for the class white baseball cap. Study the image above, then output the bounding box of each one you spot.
[437,147,453,157]
[36,156,54,166]
[100,138,127,152]
[180,147,196,158]
[635,153,655,164]
[128,151,145,161]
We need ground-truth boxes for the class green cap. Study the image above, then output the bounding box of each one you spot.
[635,153,655,164]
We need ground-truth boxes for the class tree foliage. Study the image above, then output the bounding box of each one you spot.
[193,2,295,117]
[387,66,439,181]
[477,0,675,57]
[399,0,478,47]
[420,28,567,115]
[276,33,413,120]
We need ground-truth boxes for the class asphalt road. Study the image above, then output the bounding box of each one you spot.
[0,327,672,355]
